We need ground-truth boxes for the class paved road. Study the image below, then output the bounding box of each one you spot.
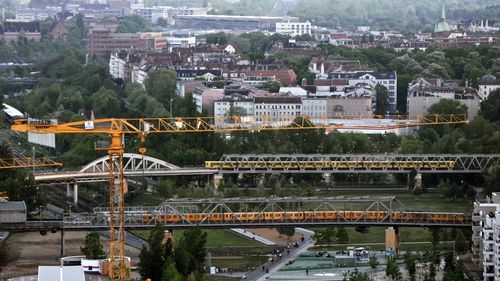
[242,228,315,281]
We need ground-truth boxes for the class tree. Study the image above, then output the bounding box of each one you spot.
[347,272,369,281]
[427,99,468,116]
[75,13,85,39]
[336,227,349,244]
[313,228,336,245]
[89,87,122,118]
[430,228,440,252]
[480,88,500,122]
[116,15,152,33]
[454,231,467,255]
[162,258,182,281]
[385,257,401,281]
[437,179,455,199]
[175,228,207,277]
[375,84,389,115]
[145,69,177,109]
[80,232,105,259]
[139,225,167,281]
[404,251,417,281]
[485,164,500,194]
[206,32,229,45]
[369,255,379,279]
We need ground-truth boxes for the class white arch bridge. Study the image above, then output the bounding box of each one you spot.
[34,153,216,184]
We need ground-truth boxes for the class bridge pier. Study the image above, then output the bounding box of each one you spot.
[60,228,65,257]
[323,173,332,185]
[213,174,223,190]
[385,227,399,255]
[66,183,78,205]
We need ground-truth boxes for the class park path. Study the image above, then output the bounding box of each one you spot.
[242,228,314,281]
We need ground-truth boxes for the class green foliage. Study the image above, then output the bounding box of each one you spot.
[261,81,281,92]
[427,99,468,116]
[145,69,177,109]
[290,0,498,31]
[430,228,440,252]
[313,228,336,245]
[175,228,208,276]
[485,164,500,195]
[336,227,349,244]
[90,87,122,118]
[442,252,469,281]
[404,251,417,280]
[480,89,500,122]
[346,272,369,281]
[80,232,106,259]
[385,257,401,281]
[454,230,467,255]
[369,255,379,269]
[375,84,389,115]
[139,225,167,281]
[162,258,182,281]
[157,179,176,198]
[206,32,230,45]
[116,15,152,33]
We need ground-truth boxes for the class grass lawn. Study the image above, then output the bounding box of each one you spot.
[133,193,165,205]
[315,189,472,213]
[132,229,262,247]
[211,256,268,272]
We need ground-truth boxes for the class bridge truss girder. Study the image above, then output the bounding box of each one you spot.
[61,196,469,229]
[210,154,500,174]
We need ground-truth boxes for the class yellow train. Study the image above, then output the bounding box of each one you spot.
[204,160,456,170]
[142,210,465,224]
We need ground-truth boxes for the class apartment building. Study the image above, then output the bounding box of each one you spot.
[302,97,373,119]
[275,20,311,36]
[1,21,41,42]
[473,193,500,281]
[407,77,480,118]
[329,71,398,112]
[254,96,302,122]
[88,27,165,57]
[214,98,254,118]
[192,87,224,114]
[478,74,500,100]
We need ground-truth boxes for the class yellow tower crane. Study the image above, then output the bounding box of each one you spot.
[10,114,467,281]
[0,157,62,169]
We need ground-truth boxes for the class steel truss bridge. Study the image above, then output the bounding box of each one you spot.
[0,197,471,231]
[207,154,500,174]
[34,154,500,183]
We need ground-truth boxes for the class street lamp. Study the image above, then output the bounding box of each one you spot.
[170,98,174,118]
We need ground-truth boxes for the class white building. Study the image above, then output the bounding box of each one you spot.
[407,78,480,118]
[109,52,127,80]
[279,87,308,97]
[478,74,500,101]
[473,193,500,281]
[253,96,302,122]
[166,36,196,51]
[302,98,327,119]
[214,98,254,118]
[15,8,51,21]
[275,20,311,36]
[133,6,171,24]
[330,71,397,112]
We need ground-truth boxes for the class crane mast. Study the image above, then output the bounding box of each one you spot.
[9,114,467,281]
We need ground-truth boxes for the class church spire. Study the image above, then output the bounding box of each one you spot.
[441,5,446,20]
